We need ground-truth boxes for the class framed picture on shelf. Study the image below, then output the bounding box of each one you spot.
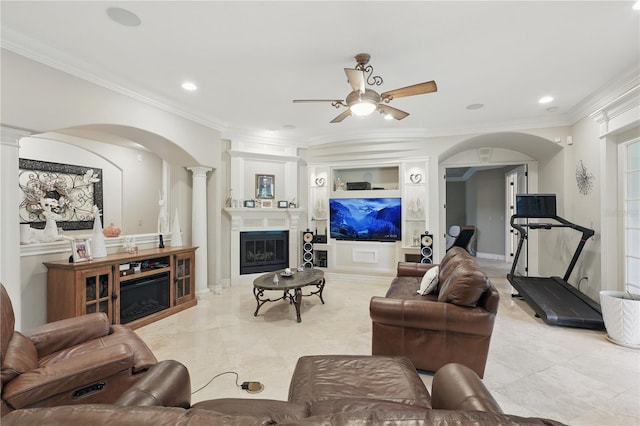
[278,200,288,208]
[244,200,256,208]
[71,238,91,263]
[255,174,275,199]
[262,200,273,208]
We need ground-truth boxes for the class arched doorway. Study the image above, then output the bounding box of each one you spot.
[438,132,563,277]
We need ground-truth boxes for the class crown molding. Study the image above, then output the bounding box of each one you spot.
[2,29,229,132]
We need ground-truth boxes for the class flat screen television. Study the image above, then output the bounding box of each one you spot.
[515,194,557,218]
[329,197,401,241]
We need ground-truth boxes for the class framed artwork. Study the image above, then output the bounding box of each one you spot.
[255,174,274,199]
[278,200,288,208]
[18,158,103,230]
[244,200,256,208]
[71,238,92,263]
[262,200,273,208]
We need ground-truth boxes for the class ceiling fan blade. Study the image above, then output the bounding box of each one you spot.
[344,68,365,93]
[378,104,410,120]
[293,99,344,103]
[330,109,352,123]
[381,80,438,100]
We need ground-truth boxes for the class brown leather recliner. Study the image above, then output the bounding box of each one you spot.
[1,284,157,415]
[370,247,499,377]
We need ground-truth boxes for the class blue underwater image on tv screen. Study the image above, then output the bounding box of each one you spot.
[329,198,401,241]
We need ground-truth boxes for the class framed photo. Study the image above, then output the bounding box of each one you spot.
[278,200,288,208]
[262,200,273,208]
[244,200,256,208]
[71,238,92,263]
[255,174,275,199]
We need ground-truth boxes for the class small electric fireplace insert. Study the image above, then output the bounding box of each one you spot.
[119,272,170,324]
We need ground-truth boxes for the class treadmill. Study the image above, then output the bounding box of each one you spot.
[508,194,604,330]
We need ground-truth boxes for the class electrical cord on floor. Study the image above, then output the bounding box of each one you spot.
[191,371,264,395]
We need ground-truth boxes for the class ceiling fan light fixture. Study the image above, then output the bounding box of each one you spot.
[350,100,377,116]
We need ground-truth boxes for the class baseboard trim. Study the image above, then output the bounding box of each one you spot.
[475,252,506,261]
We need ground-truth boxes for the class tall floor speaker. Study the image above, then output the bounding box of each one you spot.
[420,233,434,264]
[301,230,314,268]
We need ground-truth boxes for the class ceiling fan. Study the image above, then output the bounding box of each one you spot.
[293,53,437,123]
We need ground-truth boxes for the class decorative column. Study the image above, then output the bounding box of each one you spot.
[1,126,30,330]
[187,166,212,296]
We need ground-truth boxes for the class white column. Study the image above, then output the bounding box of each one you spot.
[1,126,31,330]
[187,166,212,296]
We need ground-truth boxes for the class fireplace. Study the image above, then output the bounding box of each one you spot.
[240,231,289,275]
[120,272,170,324]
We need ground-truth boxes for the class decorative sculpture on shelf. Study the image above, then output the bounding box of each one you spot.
[158,190,169,234]
[171,208,183,246]
[90,205,107,258]
[25,197,64,243]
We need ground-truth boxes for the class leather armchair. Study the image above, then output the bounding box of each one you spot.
[1,284,157,415]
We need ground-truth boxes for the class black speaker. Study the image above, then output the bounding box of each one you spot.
[301,230,314,268]
[420,233,433,264]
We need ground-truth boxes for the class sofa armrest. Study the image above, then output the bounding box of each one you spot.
[369,297,495,336]
[397,262,437,277]
[431,363,503,413]
[2,343,134,409]
[23,313,111,358]
[115,360,191,408]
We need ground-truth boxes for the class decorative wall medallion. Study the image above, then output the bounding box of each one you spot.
[575,160,594,196]
[315,177,325,187]
[409,173,422,184]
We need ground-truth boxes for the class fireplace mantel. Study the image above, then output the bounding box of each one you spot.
[224,207,304,231]
[224,207,304,284]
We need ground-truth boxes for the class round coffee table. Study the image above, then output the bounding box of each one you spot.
[253,268,325,323]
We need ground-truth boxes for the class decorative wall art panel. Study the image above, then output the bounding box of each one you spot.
[19,159,103,230]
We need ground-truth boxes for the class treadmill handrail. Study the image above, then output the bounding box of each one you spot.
[509,214,595,282]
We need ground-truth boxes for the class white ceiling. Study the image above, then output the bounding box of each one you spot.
[1,1,639,146]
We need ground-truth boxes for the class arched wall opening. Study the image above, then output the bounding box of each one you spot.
[438,132,564,277]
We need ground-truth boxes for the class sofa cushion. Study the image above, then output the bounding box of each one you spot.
[285,409,567,425]
[385,277,437,302]
[417,266,439,295]
[1,332,37,384]
[192,398,309,424]
[308,398,428,417]
[437,261,489,307]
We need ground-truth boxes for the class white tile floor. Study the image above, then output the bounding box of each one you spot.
[136,259,640,425]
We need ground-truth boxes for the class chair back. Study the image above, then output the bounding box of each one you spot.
[1,284,16,368]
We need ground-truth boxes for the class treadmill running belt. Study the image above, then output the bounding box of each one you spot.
[508,275,605,330]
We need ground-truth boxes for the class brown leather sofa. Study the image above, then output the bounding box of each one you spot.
[2,355,564,425]
[370,247,499,377]
[1,284,157,414]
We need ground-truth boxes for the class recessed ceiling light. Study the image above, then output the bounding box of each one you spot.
[633,1,640,10]
[546,106,559,113]
[181,81,198,91]
[283,124,297,130]
[466,103,484,110]
[106,7,141,27]
[538,96,554,104]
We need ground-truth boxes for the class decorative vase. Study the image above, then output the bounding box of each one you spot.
[103,223,121,237]
[171,208,183,247]
[91,212,107,258]
[600,290,640,349]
